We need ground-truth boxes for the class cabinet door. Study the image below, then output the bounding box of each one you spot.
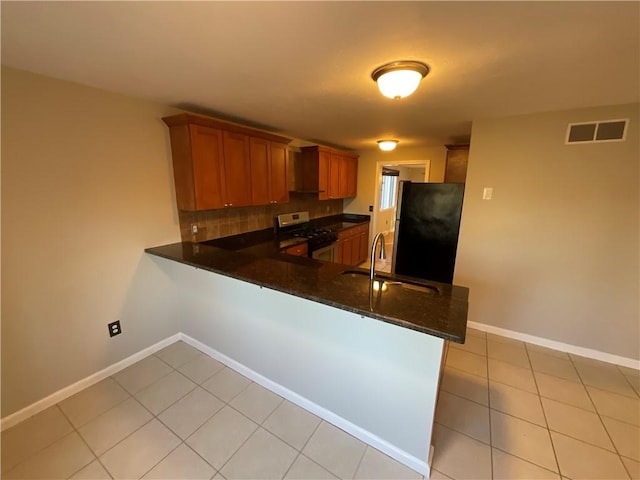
[318,150,330,200]
[222,131,252,207]
[345,156,358,198]
[189,125,226,210]
[358,228,369,265]
[329,153,342,199]
[343,236,354,265]
[269,142,289,204]
[250,137,270,205]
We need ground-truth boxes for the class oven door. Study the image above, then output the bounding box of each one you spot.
[311,242,337,263]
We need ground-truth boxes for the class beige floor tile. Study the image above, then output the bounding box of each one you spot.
[229,382,283,424]
[623,456,640,480]
[220,427,297,479]
[587,386,640,426]
[69,459,111,479]
[490,410,558,472]
[113,355,173,394]
[601,416,640,461]
[429,469,453,479]
[4,432,94,480]
[618,365,640,379]
[449,334,487,356]
[466,328,486,339]
[100,419,180,479]
[135,370,197,415]
[59,377,130,428]
[534,371,595,411]
[302,421,367,479]
[284,454,338,479]
[202,367,251,402]
[159,386,225,439]
[154,340,201,368]
[625,373,640,397]
[574,361,638,398]
[432,423,491,479]
[142,443,216,479]
[445,348,487,378]
[1,406,74,473]
[440,366,489,406]
[489,381,546,426]
[541,397,614,451]
[354,446,423,479]
[488,340,531,369]
[186,405,258,470]
[263,400,321,450]
[492,448,561,479]
[78,397,152,455]
[177,352,226,384]
[528,351,580,383]
[488,359,538,393]
[435,391,490,443]
[551,431,629,479]
[526,343,570,359]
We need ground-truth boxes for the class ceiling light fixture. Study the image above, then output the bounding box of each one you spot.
[371,60,430,99]
[377,140,399,151]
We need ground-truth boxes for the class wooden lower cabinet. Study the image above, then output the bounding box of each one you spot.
[337,223,369,266]
[282,242,308,257]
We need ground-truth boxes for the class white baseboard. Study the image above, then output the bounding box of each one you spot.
[1,332,430,475]
[0,334,182,431]
[179,333,430,476]
[467,321,640,371]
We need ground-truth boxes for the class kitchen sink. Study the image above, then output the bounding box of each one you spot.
[340,270,439,294]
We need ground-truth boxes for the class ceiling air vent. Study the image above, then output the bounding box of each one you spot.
[566,119,628,144]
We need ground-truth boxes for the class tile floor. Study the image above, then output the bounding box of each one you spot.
[2,330,638,479]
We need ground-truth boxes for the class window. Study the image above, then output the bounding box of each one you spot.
[380,169,399,210]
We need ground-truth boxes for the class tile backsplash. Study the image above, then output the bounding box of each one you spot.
[179,195,343,242]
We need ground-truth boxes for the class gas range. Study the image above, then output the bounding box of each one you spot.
[276,212,338,253]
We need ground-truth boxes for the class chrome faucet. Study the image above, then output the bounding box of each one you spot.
[370,232,386,281]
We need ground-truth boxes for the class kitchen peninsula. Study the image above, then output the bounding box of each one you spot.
[145,221,468,476]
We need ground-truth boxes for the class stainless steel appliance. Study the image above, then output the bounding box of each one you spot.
[276,211,338,260]
[392,182,465,283]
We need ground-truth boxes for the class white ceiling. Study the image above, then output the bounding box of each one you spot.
[2,1,638,151]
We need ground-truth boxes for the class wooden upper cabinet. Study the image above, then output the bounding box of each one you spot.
[300,146,358,200]
[250,138,289,205]
[165,123,226,211]
[162,113,292,211]
[329,153,342,199]
[444,144,470,184]
[250,137,270,205]
[318,150,330,200]
[344,155,358,198]
[222,131,252,207]
[268,142,289,204]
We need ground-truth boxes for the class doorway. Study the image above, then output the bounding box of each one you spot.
[367,159,430,272]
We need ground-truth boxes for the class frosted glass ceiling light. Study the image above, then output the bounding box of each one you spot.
[371,61,430,99]
[377,140,399,151]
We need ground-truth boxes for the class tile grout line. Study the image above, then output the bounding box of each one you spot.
[524,342,562,478]
[568,354,634,480]
[55,403,115,480]
[280,419,325,480]
[484,335,494,480]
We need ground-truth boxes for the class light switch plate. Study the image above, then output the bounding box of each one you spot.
[482,187,493,200]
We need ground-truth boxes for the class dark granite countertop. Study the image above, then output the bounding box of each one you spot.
[145,236,468,343]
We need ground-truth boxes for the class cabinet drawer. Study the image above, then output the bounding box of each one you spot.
[282,242,308,257]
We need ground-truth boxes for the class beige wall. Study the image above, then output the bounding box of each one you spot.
[456,104,639,360]
[1,68,183,416]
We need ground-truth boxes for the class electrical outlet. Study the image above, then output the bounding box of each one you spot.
[191,223,198,234]
[369,205,373,212]
[108,320,122,337]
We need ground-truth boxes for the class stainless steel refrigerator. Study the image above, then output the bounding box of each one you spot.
[392,182,465,283]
